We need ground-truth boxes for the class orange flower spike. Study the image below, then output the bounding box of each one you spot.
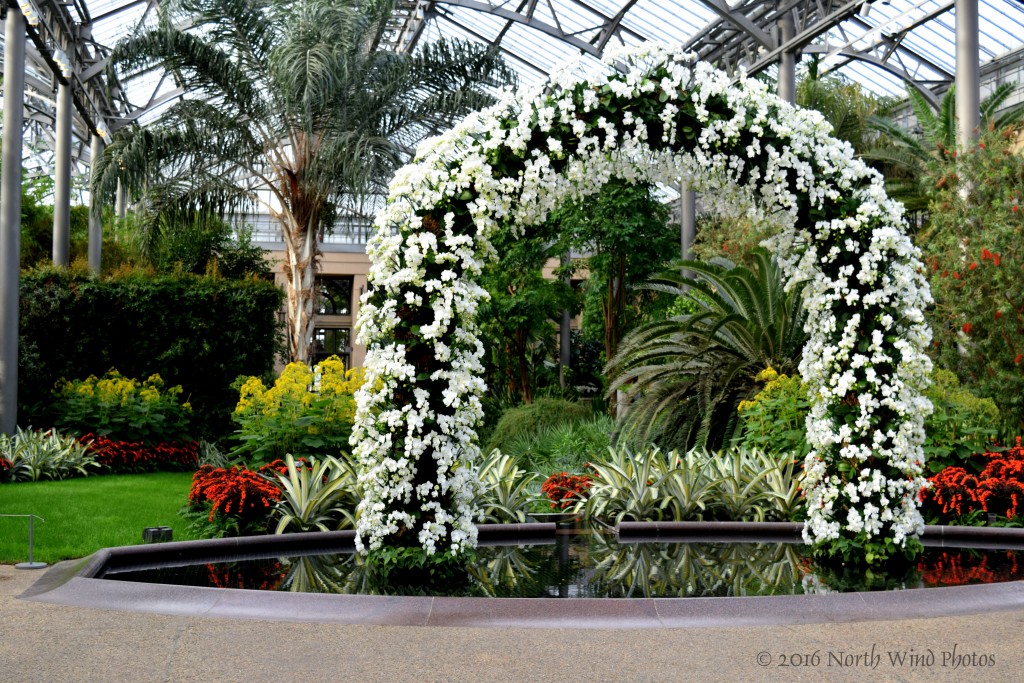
[994,253,1001,266]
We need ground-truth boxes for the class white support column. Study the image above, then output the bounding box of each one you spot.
[115,177,126,220]
[680,188,696,261]
[52,80,73,266]
[777,13,797,104]
[955,0,980,149]
[1,4,27,435]
[89,133,105,274]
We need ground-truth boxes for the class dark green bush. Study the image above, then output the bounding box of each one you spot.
[19,269,282,439]
[484,398,594,455]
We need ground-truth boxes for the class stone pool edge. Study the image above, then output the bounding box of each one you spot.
[20,522,1024,629]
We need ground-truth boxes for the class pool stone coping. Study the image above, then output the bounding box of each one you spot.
[21,522,1024,629]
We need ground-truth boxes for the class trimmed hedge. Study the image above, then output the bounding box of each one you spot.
[19,270,282,439]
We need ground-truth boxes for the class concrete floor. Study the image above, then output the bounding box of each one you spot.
[3,564,1024,682]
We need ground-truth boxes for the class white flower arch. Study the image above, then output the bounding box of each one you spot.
[351,44,933,564]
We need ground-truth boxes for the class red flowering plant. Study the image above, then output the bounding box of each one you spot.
[918,549,1022,587]
[80,434,199,472]
[924,127,1024,432]
[204,561,285,591]
[0,455,11,483]
[541,472,592,510]
[922,437,1024,524]
[183,464,281,537]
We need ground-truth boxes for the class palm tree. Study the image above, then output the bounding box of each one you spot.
[94,0,515,362]
[796,57,892,155]
[606,248,808,452]
[864,82,1024,212]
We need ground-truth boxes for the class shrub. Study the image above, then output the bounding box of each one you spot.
[922,369,1000,473]
[484,398,593,455]
[52,370,192,444]
[922,127,1024,432]
[184,464,280,537]
[230,356,364,465]
[501,413,613,475]
[80,434,199,472]
[19,269,282,439]
[0,427,98,482]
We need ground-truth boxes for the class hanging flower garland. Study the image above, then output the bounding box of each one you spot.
[352,43,933,568]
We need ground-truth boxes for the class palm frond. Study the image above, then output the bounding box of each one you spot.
[608,248,807,451]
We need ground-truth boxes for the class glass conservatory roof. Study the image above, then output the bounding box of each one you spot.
[5,0,1024,173]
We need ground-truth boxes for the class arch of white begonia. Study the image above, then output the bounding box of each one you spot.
[351,44,933,564]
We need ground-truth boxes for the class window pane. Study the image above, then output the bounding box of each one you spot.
[315,277,353,315]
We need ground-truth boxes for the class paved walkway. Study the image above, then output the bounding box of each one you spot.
[3,564,1024,682]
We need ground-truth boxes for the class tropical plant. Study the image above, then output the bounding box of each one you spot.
[703,447,800,522]
[581,445,801,525]
[96,0,515,362]
[0,427,98,482]
[270,453,359,532]
[864,82,1024,212]
[608,248,808,451]
[470,449,538,523]
[796,57,893,155]
[581,445,709,524]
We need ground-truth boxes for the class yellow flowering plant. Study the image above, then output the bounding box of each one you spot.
[52,370,193,444]
[230,356,364,465]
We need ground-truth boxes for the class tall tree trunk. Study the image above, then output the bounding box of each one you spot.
[603,253,627,417]
[514,327,532,404]
[281,214,320,363]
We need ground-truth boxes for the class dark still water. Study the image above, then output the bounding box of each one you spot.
[101,532,1024,598]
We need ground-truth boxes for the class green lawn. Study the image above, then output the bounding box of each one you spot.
[0,472,200,564]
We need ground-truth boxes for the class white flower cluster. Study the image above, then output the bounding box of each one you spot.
[352,43,933,560]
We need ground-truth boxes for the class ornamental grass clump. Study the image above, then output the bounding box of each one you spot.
[52,370,192,444]
[231,356,364,465]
